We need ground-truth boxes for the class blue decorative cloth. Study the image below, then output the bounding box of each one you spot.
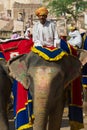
[60,39,70,53]
[31,45,68,61]
[12,80,34,130]
[0,52,5,59]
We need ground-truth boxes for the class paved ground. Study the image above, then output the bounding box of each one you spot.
[8,108,87,130]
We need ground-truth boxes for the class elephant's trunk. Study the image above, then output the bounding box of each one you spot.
[33,83,50,130]
[33,67,52,130]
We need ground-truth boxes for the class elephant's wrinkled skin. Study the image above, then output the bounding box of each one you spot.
[0,59,12,130]
[8,50,85,130]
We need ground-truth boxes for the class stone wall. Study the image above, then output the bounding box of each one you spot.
[13,2,41,21]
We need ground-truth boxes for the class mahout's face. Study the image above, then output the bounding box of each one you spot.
[38,15,47,24]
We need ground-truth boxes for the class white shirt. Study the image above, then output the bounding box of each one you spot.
[33,20,60,47]
[68,30,82,48]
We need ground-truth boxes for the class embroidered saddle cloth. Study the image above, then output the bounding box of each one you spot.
[31,46,68,61]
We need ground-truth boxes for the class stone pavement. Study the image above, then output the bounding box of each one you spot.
[9,107,87,130]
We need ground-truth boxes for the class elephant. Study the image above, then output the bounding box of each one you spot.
[7,46,87,130]
[0,58,12,130]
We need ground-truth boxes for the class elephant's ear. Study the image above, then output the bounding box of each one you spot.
[77,49,87,66]
[64,55,82,87]
[7,54,29,89]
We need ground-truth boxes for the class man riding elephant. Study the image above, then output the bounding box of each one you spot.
[67,24,82,48]
[33,6,60,48]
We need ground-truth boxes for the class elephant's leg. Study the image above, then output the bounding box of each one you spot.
[0,94,9,130]
[0,73,12,130]
[48,93,65,130]
[0,113,9,130]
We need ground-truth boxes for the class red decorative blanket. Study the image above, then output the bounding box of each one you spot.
[0,38,33,61]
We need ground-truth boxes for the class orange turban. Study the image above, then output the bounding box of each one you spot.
[35,7,48,16]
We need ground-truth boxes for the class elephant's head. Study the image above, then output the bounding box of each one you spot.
[7,49,87,89]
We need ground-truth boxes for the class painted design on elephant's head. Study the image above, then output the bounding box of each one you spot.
[31,66,61,89]
[8,57,29,89]
[10,61,27,78]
